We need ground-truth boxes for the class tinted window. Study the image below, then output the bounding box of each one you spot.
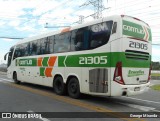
[54,32,71,53]
[112,22,117,34]
[40,38,47,54]
[35,38,48,55]
[48,36,54,54]
[30,41,38,55]
[71,27,88,51]
[13,45,22,59]
[24,42,31,56]
[89,21,113,49]
[7,47,14,66]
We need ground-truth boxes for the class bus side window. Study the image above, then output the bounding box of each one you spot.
[20,44,26,57]
[36,39,41,55]
[45,37,51,54]
[70,30,77,51]
[48,35,54,53]
[75,28,84,51]
[25,43,30,56]
[63,32,71,52]
[30,41,37,55]
[41,38,47,54]
[70,28,88,51]
[13,46,20,59]
[112,22,117,34]
[7,47,14,66]
[54,35,60,53]
[89,21,113,49]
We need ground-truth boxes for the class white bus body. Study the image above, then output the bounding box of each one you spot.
[4,15,152,98]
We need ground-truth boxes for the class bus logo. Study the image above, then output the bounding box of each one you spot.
[91,22,108,32]
[123,20,151,41]
[123,25,144,35]
[128,70,144,77]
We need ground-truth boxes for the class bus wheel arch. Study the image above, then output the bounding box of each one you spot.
[66,76,81,99]
[13,71,20,84]
[53,74,66,95]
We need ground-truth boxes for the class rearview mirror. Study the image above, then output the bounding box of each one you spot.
[4,51,10,60]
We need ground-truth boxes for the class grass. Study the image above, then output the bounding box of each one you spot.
[150,85,160,91]
[151,73,160,77]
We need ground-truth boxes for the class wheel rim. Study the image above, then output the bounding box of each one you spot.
[55,80,62,91]
[70,82,77,94]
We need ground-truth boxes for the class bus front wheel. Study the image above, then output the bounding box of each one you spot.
[67,77,80,99]
[53,76,66,95]
[13,72,20,84]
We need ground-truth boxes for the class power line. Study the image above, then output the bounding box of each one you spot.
[0,37,24,39]
[80,0,106,19]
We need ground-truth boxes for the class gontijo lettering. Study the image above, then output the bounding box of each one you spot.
[19,60,32,66]
[123,25,144,35]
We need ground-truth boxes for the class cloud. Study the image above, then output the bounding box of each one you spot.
[8,20,21,27]
[152,46,160,61]
[0,0,160,63]
[2,38,14,42]
[0,21,6,26]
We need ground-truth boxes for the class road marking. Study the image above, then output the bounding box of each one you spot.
[0,78,13,83]
[123,97,160,105]
[27,110,50,121]
[119,103,156,112]
[5,82,144,121]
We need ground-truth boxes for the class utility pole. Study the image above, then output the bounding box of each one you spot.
[79,15,84,24]
[80,0,105,19]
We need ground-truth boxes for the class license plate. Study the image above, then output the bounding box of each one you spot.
[134,87,140,91]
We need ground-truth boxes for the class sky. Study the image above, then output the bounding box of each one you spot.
[0,0,160,64]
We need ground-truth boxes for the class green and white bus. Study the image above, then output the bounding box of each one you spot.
[4,15,152,98]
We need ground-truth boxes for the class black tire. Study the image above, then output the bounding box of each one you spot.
[67,77,80,99]
[13,72,20,84]
[53,76,66,95]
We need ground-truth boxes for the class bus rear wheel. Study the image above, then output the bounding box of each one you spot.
[53,76,66,95]
[67,77,80,99]
[13,72,20,84]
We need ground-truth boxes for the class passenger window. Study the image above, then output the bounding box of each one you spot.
[63,32,71,52]
[36,39,41,55]
[7,47,14,66]
[25,42,31,56]
[89,21,113,49]
[13,45,21,59]
[41,38,47,54]
[54,32,71,53]
[112,22,117,34]
[48,36,54,53]
[30,41,37,55]
[71,27,88,51]
[54,35,60,53]
[70,30,77,51]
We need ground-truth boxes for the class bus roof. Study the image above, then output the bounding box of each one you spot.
[15,15,149,46]
[15,15,121,46]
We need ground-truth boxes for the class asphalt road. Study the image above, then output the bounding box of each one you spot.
[0,72,160,121]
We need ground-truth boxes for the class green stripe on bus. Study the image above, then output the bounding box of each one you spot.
[42,57,49,67]
[58,52,151,68]
[40,67,45,76]
[18,58,37,66]
[16,52,151,68]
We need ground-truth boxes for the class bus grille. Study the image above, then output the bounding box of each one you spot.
[125,50,150,60]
